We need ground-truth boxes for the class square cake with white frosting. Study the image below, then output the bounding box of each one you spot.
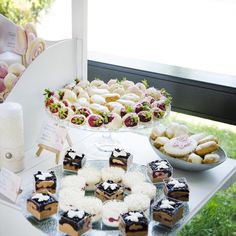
[109,148,133,171]
[27,193,58,220]
[59,209,92,236]
[95,180,124,202]
[34,171,57,194]
[63,149,86,172]
[152,197,184,227]
[119,211,149,236]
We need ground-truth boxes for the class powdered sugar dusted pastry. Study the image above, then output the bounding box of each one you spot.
[203,153,220,164]
[121,93,140,102]
[102,200,128,227]
[146,87,162,100]
[101,166,125,182]
[63,89,77,103]
[77,97,90,107]
[89,103,109,114]
[190,133,206,142]
[187,153,203,164]
[131,182,156,201]
[59,188,85,211]
[77,167,101,191]
[120,80,135,89]
[105,113,123,129]
[61,175,86,190]
[90,79,105,87]
[74,196,103,222]
[195,141,219,156]
[88,87,109,96]
[117,99,135,107]
[103,93,120,103]
[90,94,106,104]
[150,124,166,140]
[198,135,218,145]
[164,135,197,157]
[153,136,169,148]
[106,101,124,112]
[174,124,189,137]
[122,171,145,192]
[124,194,150,212]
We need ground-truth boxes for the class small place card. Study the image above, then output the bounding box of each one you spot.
[0,167,21,203]
[38,121,68,152]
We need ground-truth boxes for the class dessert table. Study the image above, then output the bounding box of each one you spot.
[0,128,236,236]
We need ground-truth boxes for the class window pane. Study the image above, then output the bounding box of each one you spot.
[88,0,236,77]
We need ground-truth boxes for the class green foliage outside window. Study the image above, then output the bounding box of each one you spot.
[0,0,54,26]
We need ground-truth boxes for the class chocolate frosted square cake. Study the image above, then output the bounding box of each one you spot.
[95,180,124,202]
[147,160,173,183]
[63,149,86,172]
[109,148,133,171]
[152,197,184,227]
[59,209,92,236]
[27,193,58,220]
[34,171,57,194]
[119,211,148,236]
[164,178,189,201]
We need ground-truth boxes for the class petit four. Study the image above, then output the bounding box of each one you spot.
[122,171,146,192]
[119,211,149,236]
[131,182,156,202]
[124,194,150,212]
[77,167,101,191]
[61,175,86,190]
[95,180,124,202]
[147,160,173,183]
[74,196,103,222]
[63,149,86,172]
[164,135,197,157]
[27,193,58,220]
[152,197,184,227]
[102,200,128,227]
[203,153,220,164]
[163,178,189,202]
[101,166,125,182]
[59,209,92,236]
[34,171,56,194]
[195,141,219,156]
[109,148,133,171]
[59,188,85,211]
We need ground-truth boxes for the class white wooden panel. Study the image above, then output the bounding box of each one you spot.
[6,39,77,150]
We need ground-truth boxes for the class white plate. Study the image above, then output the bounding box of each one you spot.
[149,138,227,171]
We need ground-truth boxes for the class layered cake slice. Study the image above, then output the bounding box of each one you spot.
[163,178,189,201]
[152,197,184,227]
[63,149,86,172]
[59,209,92,236]
[34,171,57,194]
[95,180,124,202]
[147,160,173,183]
[27,193,58,220]
[109,148,133,170]
[119,211,149,236]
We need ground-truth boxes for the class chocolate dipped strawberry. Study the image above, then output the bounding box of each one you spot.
[58,107,70,120]
[70,114,86,125]
[122,113,139,127]
[88,114,104,127]
[76,107,91,117]
[152,107,165,119]
[49,103,60,114]
[102,112,115,124]
[134,103,150,113]
[138,110,153,122]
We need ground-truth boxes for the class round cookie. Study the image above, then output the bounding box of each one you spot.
[164,135,197,157]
